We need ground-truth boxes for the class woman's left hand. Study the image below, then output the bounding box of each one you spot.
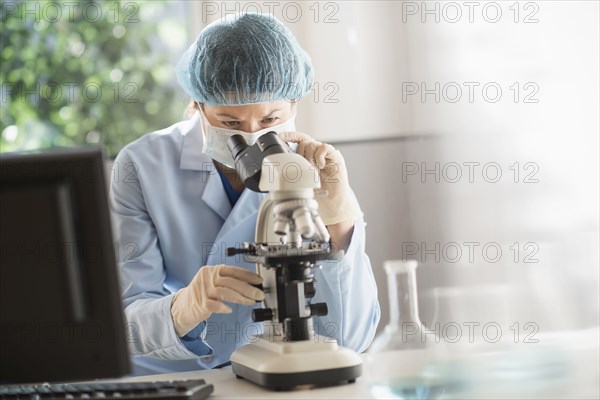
[278,131,363,227]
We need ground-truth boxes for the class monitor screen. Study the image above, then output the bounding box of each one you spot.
[0,147,130,383]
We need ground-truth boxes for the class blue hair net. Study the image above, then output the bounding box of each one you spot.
[175,13,314,105]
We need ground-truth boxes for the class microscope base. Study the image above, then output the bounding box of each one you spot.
[230,334,362,391]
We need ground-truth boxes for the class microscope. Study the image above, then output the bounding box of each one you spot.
[225,132,362,390]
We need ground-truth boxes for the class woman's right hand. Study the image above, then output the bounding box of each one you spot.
[171,265,264,337]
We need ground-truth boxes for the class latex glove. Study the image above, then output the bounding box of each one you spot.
[171,264,264,337]
[278,131,363,226]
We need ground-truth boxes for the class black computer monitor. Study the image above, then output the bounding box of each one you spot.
[0,147,130,383]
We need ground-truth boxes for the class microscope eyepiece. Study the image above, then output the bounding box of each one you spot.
[227,134,249,161]
[227,131,292,192]
[256,131,289,153]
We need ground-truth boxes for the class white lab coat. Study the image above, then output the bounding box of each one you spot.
[109,112,380,375]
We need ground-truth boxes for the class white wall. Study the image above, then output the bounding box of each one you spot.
[398,1,600,333]
[303,1,599,335]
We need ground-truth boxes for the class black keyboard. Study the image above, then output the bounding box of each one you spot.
[0,379,213,399]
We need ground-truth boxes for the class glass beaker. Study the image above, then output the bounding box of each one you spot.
[365,260,456,400]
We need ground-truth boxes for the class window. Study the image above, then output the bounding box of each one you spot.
[1,0,191,157]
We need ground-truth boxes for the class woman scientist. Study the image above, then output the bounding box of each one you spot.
[110,13,380,374]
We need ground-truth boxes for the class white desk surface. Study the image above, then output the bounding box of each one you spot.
[107,348,599,400]
[100,329,600,399]
[114,367,373,399]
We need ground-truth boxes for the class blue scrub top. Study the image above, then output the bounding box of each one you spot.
[216,168,243,206]
[109,112,380,375]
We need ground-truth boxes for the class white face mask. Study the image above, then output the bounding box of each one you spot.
[199,106,297,169]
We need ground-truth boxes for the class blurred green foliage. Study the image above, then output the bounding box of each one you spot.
[1,0,188,156]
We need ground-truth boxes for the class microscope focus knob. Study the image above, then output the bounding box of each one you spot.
[309,303,328,317]
[252,308,274,322]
